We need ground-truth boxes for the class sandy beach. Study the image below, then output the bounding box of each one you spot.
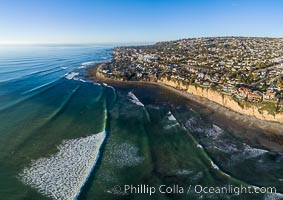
[87,64,283,152]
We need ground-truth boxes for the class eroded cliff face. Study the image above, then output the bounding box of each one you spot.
[158,78,283,123]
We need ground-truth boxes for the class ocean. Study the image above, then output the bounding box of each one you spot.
[0,45,282,200]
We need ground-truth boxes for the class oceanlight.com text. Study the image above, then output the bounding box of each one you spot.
[111,184,277,196]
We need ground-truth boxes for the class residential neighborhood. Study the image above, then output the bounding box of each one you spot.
[99,37,283,112]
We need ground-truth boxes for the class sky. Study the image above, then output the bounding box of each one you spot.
[0,0,282,44]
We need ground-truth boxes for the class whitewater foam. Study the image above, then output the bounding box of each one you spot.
[92,82,101,86]
[128,92,144,107]
[79,78,86,83]
[264,193,283,200]
[167,111,177,121]
[242,144,268,158]
[210,160,220,170]
[19,132,106,200]
[175,169,193,175]
[104,142,144,168]
[64,72,89,83]
[65,72,79,80]
[103,83,115,91]
[185,117,203,132]
[81,61,95,66]
[164,123,179,130]
[77,61,96,69]
[191,171,203,181]
[210,160,231,177]
[205,124,224,138]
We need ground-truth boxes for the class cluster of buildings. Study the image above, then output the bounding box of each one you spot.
[99,37,283,111]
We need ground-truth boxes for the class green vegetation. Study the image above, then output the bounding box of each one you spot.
[258,102,278,115]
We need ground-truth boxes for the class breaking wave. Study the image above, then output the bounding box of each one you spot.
[65,72,80,80]
[128,92,144,107]
[167,111,177,121]
[19,131,106,200]
[241,144,269,158]
[77,61,96,69]
[64,72,90,84]
[127,91,151,121]
[102,83,117,102]
[102,83,115,93]
[210,160,231,177]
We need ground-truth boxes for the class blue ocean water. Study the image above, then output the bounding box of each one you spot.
[0,45,114,199]
[0,45,282,200]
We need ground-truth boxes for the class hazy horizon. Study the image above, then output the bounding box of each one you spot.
[2,36,283,46]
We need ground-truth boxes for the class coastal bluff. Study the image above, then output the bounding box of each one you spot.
[94,67,283,124]
[158,78,283,123]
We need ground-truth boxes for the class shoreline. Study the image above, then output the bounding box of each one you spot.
[87,64,283,152]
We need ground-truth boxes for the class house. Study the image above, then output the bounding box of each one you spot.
[101,69,110,74]
[222,85,236,94]
[202,81,210,87]
[263,90,277,102]
[236,86,251,99]
[247,91,263,102]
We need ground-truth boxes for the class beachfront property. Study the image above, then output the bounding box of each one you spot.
[99,37,283,112]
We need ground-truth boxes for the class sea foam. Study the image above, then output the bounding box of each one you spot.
[78,61,96,69]
[175,169,193,175]
[19,132,106,200]
[64,72,89,83]
[104,142,144,168]
[241,144,268,158]
[103,83,115,91]
[264,193,283,200]
[128,92,144,107]
[167,111,177,121]
[164,123,179,130]
[65,72,79,80]
[81,61,96,66]
[205,124,224,138]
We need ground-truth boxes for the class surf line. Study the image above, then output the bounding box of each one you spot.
[75,99,110,200]
[74,131,108,200]
[19,98,109,200]
[183,125,283,198]
[19,131,108,200]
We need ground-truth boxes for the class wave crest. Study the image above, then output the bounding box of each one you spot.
[19,132,106,200]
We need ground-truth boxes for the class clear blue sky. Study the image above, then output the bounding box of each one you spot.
[0,0,282,44]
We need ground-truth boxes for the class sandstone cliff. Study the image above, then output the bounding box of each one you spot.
[158,78,283,123]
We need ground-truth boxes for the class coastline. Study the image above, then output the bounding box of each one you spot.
[87,64,283,152]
